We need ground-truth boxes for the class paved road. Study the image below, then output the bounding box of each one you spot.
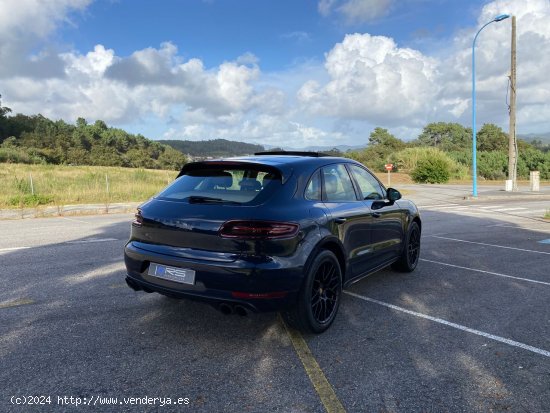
[1,187,549,412]
[403,183,550,220]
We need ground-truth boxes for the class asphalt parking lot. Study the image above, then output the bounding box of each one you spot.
[1,185,549,412]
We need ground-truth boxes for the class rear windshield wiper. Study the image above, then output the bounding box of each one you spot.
[188,196,241,205]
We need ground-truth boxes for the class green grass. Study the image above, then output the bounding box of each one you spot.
[0,163,176,209]
[545,210,550,220]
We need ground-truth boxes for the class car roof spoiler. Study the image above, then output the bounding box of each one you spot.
[254,151,329,157]
[177,160,292,184]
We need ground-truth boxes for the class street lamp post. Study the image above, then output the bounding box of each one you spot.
[471,14,510,197]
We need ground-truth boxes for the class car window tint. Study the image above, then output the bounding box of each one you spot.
[305,170,321,200]
[322,164,357,202]
[157,167,281,205]
[348,164,385,200]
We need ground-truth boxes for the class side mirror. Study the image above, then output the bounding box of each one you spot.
[387,188,401,202]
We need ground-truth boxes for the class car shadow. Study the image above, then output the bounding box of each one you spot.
[1,210,549,412]
[0,214,324,412]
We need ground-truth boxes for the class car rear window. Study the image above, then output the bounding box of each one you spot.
[156,166,282,205]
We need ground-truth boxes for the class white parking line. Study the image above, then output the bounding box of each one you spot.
[428,236,550,255]
[344,291,550,358]
[492,207,527,212]
[61,216,91,224]
[0,246,32,253]
[420,203,459,208]
[65,238,118,244]
[478,205,504,209]
[420,258,550,286]
[429,205,466,210]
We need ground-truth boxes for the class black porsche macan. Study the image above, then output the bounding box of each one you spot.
[124,152,421,333]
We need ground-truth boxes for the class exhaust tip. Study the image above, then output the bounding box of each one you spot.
[219,303,233,315]
[234,305,248,317]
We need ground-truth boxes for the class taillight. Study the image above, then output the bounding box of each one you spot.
[219,220,299,239]
[132,209,143,227]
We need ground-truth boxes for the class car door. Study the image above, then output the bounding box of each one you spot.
[320,164,376,278]
[346,164,404,268]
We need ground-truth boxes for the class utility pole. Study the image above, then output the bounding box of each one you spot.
[507,15,518,191]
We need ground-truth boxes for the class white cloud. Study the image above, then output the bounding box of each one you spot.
[298,33,439,127]
[62,45,116,78]
[318,0,392,24]
[302,0,550,135]
[0,0,90,40]
[2,0,550,147]
[0,0,91,78]
[435,0,550,131]
[2,39,270,125]
[169,114,345,148]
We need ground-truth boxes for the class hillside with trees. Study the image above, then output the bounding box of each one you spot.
[159,139,264,158]
[2,96,549,182]
[0,96,186,170]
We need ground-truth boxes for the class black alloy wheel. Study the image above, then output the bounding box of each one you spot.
[407,223,421,266]
[393,221,421,272]
[311,260,340,324]
[282,250,342,333]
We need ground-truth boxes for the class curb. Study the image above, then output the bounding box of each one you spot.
[0,202,141,220]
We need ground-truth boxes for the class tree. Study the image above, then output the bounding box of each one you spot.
[93,119,108,131]
[476,123,508,151]
[0,94,11,118]
[157,147,187,170]
[347,127,406,172]
[528,138,550,153]
[416,122,471,151]
[477,151,507,180]
[76,117,88,128]
[0,94,13,143]
[368,127,405,151]
[0,106,190,169]
[324,148,343,156]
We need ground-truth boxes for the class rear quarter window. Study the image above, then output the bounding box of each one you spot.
[305,170,322,201]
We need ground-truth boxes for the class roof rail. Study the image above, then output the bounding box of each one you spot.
[254,151,329,157]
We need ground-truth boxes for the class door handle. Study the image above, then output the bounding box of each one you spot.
[372,212,381,218]
[334,217,347,224]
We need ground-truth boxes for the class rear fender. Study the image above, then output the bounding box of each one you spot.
[299,235,348,291]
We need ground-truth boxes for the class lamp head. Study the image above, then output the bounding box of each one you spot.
[494,14,510,22]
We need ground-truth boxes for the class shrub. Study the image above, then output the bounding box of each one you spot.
[0,147,45,164]
[8,194,54,207]
[517,147,549,179]
[411,157,451,183]
[447,150,471,166]
[346,147,388,172]
[397,147,467,180]
[477,151,507,180]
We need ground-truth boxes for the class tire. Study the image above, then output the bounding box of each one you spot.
[392,221,421,272]
[282,250,342,334]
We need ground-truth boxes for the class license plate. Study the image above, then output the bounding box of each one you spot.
[147,263,196,285]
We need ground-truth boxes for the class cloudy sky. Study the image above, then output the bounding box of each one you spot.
[1,0,549,147]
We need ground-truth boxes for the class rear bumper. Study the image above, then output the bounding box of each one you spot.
[124,241,304,312]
